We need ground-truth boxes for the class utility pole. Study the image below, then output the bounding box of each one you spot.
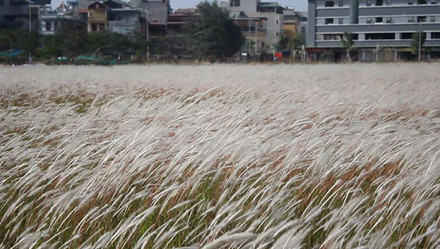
[254,20,257,55]
[375,44,379,62]
[28,0,32,64]
[248,18,251,55]
[418,23,422,62]
[146,10,150,63]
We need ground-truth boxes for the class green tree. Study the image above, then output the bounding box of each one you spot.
[276,33,305,60]
[0,29,19,51]
[276,35,289,51]
[186,0,243,60]
[410,32,425,60]
[55,20,90,57]
[341,32,355,62]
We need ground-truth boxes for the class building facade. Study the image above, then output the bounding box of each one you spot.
[0,0,51,29]
[307,0,440,61]
[283,8,303,39]
[227,0,284,51]
[129,0,170,24]
[87,1,106,32]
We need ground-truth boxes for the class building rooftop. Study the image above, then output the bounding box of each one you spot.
[30,0,51,5]
[257,2,284,9]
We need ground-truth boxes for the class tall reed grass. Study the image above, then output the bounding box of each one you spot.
[0,64,439,248]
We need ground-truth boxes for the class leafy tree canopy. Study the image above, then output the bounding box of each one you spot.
[186,0,243,60]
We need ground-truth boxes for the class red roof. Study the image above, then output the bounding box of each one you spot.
[78,8,88,13]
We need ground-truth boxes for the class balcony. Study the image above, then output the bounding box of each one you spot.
[316,23,440,33]
[316,5,440,17]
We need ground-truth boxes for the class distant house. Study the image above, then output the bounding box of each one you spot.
[88,2,107,32]
[108,8,147,35]
[282,8,303,39]
[129,0,170,24]
[231,11,268,54]
[40,1,85,35]
[167,8,199,36]
[226,0,284,52]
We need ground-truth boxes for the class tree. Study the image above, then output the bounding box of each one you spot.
[55,20,90,57]
[276,35,289,51]
[410,32,425,61]
[341,32,355,62]
[276,33,305,60]
[186,0,243,60]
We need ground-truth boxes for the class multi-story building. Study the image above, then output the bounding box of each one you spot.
[39,2,84,35]
[283,7,303,39]
[307,0,440,61]
[0,0,51,29]
[129,0,170,24]
[84,0,147,35]
[127,0,170,39]
[226,0,284,51]
[87,1,106,32]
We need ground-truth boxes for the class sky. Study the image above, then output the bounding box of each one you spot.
[172,0,307,11]
[52,0,307,12]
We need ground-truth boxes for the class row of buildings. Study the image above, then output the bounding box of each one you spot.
[0,0,306,54]
[6,0,436,61]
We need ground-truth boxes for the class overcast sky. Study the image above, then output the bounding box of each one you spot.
[52,0,307,12]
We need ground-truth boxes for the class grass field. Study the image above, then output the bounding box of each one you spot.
[1,64,440,248]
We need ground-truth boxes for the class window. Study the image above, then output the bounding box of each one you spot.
[432,32,440,39]
[46,21,51,31]
[91,23,97,31]
[325,1,335,7]
[276,20,278,24]
[324,34,341,40]
[386,17,392,23]
[366,18,373,24]
[386,0,392,4]
[409,0,414,5]
[376,0,383,5]
[98,23,105,31]
[408,16,415,23]
[417,16,427,22]
[339,18,344,24]
[401,33,415,39]
[338,0,344,7]
[418,0,427,4]
[431,0,437,4]
[325,18,334,24]
[375,17,383,23]
[365,33,395,40]
[431,16,436,22]
[367,0,372,6]
[230,0,240,6]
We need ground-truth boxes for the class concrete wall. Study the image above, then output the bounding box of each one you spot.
[307,0,317,47]
[107,11,140,35]
[129,0,168,24]
[229,0,258,12]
